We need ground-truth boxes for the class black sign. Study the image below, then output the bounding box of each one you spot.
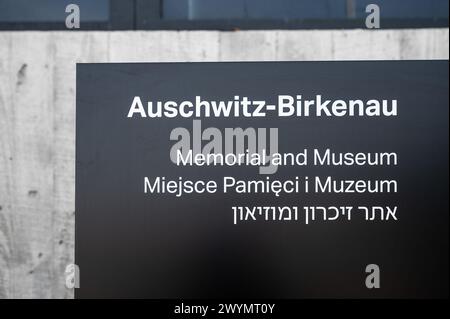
[76,61,448,298]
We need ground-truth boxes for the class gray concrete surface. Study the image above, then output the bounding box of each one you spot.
[0,29,448,298]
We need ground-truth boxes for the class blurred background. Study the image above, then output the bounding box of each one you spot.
[0,0,448,299]
[0,0,448,29]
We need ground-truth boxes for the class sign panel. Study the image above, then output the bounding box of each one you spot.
[76,61,448,298]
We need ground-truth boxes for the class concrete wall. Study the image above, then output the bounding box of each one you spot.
[0,29,448,299]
